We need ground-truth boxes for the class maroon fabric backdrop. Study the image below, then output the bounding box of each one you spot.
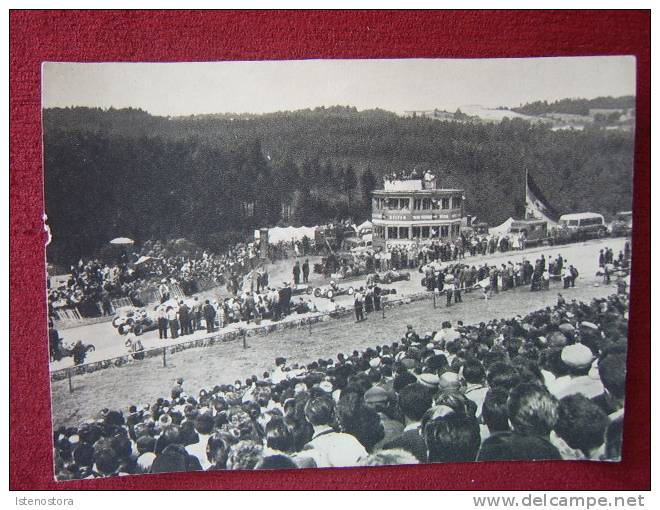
[9,10,650,490]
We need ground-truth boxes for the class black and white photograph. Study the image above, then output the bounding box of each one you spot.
[43,56,636,479]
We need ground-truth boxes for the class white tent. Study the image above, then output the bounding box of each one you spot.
[489,217,515,236]
[267,225,317,244]
[357,220,373,233]
[109,237,134,245]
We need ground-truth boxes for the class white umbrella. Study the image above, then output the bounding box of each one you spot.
[110,237,134,245]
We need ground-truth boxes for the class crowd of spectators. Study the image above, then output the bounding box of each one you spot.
[48,240,259,319]
[153,285,319,342]
[419,252,585,298]
[53,290,628,479]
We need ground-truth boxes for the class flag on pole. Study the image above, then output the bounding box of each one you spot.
[525,171,559,227]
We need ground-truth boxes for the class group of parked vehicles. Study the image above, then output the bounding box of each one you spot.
[471,211,631,247]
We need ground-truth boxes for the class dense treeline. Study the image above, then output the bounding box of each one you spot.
[510,96,636,116]
[43,106,634,265]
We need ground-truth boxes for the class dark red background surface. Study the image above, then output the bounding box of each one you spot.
[9,10,650,490]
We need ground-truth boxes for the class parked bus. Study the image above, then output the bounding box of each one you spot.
[509,219,548,246]
[558,212,607,240]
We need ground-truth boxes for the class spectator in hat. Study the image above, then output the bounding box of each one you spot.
[437,371,463,394]
[548,343,603,400]
[364,386,404,449]
[191,297,203,331]
[404,324,419,342]
[419,372,441,392]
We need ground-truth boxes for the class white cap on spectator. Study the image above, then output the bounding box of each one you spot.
[561,343,594,368]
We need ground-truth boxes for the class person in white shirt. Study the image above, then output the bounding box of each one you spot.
[300,395,366,468]
[166,305,179,339]
[270,357,288,384]
[184,414,215,470]
[462,359,489,417]
[436,321,461,344]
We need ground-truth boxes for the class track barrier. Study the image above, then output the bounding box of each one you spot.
[50,288,444,387]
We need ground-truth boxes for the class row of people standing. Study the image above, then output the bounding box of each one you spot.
[353,286,386,322]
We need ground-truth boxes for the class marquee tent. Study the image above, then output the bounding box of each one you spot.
[257,226,318,244]
[109,237,134,245]
[489,217,515,236]
[357,220,373,233]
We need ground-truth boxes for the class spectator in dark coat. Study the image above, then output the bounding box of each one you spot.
[203,300,216,333]
[178,301,191,336]
[302,259,310,283]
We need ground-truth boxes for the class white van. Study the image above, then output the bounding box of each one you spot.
[558,212,607,238]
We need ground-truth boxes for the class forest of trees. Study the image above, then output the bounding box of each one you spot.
[510,95,636,116]
[43,105,634,265]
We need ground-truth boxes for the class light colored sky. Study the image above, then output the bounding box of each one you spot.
[42,56,636,116]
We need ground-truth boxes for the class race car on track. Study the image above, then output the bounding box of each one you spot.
[368,269,411,285]
[313,281,355,299]
[111,306,158,336]
[290,283,314,297]
[375,286,398,297]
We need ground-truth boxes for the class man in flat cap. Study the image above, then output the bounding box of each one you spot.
[548,343,603,400]
[364,386,404,450]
